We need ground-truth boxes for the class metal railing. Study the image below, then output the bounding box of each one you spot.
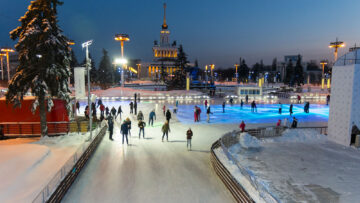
[0,121,99,137]
[32,124,106,203]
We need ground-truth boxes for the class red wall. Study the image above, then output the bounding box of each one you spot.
[0,97,69,123]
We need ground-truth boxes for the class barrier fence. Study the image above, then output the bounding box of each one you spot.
[32,125,106,203]
[211,126,328,202]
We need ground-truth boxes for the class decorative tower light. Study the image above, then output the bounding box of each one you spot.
[114,34,130,87]
[329,38,345,62]
[0,48,15,82]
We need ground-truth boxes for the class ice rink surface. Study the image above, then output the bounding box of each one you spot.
[64,101,237,203]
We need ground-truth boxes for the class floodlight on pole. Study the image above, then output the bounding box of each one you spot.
[114,34,130,87]
[1,48,15,82]
[114,58,128,65]
[234,64,239,80]
[0,53,5,80]
[136,64,141,79]
[329,38,345,62]
[82,40,93,141]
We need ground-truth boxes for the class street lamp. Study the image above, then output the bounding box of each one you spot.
[114,34,130,87]
[210,64,215,81]
[329,38,345,62]
[1,48,15,82]
[234,64,239,81]
[136,64,141,79]
[0,53,5,80]
[82,40,93,140]
[320,60,328,90]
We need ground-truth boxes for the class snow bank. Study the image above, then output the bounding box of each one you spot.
[238,133,261,149]
[262,129,327,144]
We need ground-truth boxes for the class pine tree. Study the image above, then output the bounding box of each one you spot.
[272,58,277,71]
[294,55,304,86]
[194,59,199,67]
[69,50,79,84]
[284,60,294,85]
[97,49,114,88]
[169,45,189,89]
[239,59,249,83]
[6,0,71,137]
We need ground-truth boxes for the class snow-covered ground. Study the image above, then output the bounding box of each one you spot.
[216,129,360,203]
[0,132,91,203]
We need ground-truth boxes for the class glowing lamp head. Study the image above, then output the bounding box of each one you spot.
[67,40,75,46]
[0,53,6,57]
[115,58,128,65]
[82,40,93,48]
[1,48,15,53]
[114,34,130,42]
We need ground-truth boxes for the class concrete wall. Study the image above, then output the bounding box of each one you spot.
[328,64,360,146]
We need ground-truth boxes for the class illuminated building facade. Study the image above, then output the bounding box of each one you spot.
[146,3,179,79]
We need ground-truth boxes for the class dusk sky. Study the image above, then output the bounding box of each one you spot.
[1,0,360,68]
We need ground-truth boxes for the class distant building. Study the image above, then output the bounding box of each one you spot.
[140,3,181,80]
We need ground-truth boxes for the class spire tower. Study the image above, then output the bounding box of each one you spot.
[162,3,168,29]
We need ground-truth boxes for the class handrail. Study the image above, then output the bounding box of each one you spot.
[32,124,106,203]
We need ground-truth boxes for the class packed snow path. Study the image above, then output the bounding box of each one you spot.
[63,103,236,203]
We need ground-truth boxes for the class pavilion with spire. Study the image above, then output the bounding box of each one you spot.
[146,3,179,80]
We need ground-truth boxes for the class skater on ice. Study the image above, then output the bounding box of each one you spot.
[149,110,156,126]
[162,121,170,142]
[138,119,146,139]
[186,128,193,151]
[121,120,129,145]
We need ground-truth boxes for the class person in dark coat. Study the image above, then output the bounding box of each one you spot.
[278,102,282,114]
[129,102,134,114]
[105,106,109,116]
[134,93,137,102]
[76,101,80,113]
[97,99,103,108]
[326,95,330,105]
[121,120,129,145]
[291,117,298,128]
[149,110,156,126]
[186,128,193,150]
[165,109,172,124]
[85,105,89,119]
[245,95,249,104]
[240,99,244,109]
[106,115,114,140]
[222,101,225,113]
[111,107,117,117]
[116,106,123,120]
[229,98,233,105]
[134,101,138,115]
[91,102,97,119]
[206,106,212,123]
[138,119,146,139]
[137,111,144,121]
[289,104,293,116]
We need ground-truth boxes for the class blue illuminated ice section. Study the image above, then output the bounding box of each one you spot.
[174,104,329,124]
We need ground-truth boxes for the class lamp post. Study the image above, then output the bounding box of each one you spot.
[114,34,130,87]
[234,64,239,81]
[0,53,5,80]
[210,64,215,81]
[136,63,141,79]
[329,38,345,62]
[320,60,327,90]
[82,40,93,140]
[1,48,15,82]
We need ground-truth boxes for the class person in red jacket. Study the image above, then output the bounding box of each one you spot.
[100,104,105,117]
[194,106,198,122]
[239,121,246,132]
[276,119,281,127]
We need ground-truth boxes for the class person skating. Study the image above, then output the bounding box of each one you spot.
[297,95,301,104]
[76,101,80,113]
[116,105,123,120]
[206,106,212,123]
[106,114,114,140]
[283,117,289,128]
[176,100,179,108]
[186,128,193,151]
[166,109,172,124]
[134,101,137,115]
[239,121,246,132]
[326,95,330,105]
[251,101,257,113]
[222,101,225,113]
[120,120,129,145]
[138,93,140,102]
[245,95,249,104]
[291,117,298,128]
[100,103,105,117]
[163,105,166,116]
[240,99,244,109]
[194,106,198,122]
[229,98,233,105]
[105,106,109,116]
[91,102,97,120]
[161,121,170,142]
[129,102,134,114]
[196,106,201,121]
[134,93,137,102]
[204,100,208,108]
[276,119,281,127]
[126,117,132,136]
[97,99,103,108]
[278,102,282,115]
[111,107,117,117]
[137,110,144,121]
[84,105,89,119]
[289,104,293,116]
[149,110,156,126]
[138,119,146,139]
